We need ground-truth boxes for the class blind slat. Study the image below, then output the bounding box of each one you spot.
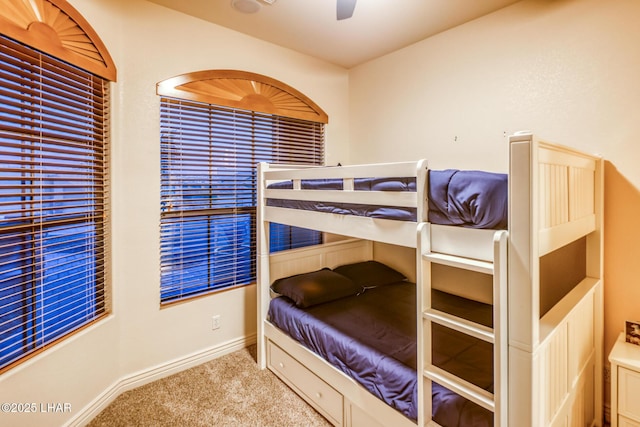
[160,96,323,303]
[0,34,109,371]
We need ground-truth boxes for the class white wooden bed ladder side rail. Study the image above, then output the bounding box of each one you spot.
[421,224,508,426]
[493,229,509,427]
[256,162,270,370]
[416,222,429,427]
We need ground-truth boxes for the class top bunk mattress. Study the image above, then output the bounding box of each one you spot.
[266,169,507,229]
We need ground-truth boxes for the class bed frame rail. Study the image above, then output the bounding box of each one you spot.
[258,160,429,248]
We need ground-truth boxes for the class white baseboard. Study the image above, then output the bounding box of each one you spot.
[66,334,256,427]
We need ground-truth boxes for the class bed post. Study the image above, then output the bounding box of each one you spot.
[257,162,270,369]
[415,159,429,222]
[591,155,604,427]
[508,132,538,427]
[416,222,429,427]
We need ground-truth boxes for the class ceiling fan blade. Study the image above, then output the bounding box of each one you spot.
[337,0,356,20]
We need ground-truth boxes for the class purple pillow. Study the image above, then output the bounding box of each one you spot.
[271,268,361,308]
[334,260,406,289]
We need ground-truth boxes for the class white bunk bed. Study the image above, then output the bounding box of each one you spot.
[256,132,603,427]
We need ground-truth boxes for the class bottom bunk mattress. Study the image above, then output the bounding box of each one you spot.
[268,281,418,420]
[268,281,494,425]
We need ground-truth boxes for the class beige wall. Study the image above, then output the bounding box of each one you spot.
[0,1,349,425]
[349,0,640,394]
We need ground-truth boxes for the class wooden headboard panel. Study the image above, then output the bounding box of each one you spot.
[508,132,603,354]
[268,239,373,283]
[537,142,599,256]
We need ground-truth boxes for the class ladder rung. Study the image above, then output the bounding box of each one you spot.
[424,309,494,343]
[423,252,493,274]
[424,365,495,413]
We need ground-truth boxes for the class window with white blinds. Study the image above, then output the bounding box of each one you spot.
[160,97,324,303]
[0,35,109,370]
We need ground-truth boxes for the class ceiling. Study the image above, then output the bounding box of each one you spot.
[146,0,521,69]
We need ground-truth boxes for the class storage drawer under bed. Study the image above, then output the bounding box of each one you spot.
[267,340,344,425]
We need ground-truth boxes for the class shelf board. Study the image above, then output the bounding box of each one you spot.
[539,277,600,344]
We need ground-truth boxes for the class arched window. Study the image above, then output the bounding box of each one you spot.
[0,0,116,371]
[157,70,326,303]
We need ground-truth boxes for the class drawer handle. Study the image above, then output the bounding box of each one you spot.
[315,392,322,399]
[278,362,284,368]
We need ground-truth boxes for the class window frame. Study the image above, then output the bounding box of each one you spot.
[157,71,327,305]
[0,39,114,373]
[0,0,115,372]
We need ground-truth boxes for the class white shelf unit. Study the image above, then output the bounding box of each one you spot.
[507,134,604,427]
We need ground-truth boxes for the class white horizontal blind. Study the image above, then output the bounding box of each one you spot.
[0,35,109,370]
[160,98,324,303]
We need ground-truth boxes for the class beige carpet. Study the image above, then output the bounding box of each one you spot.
[88,345,331,427]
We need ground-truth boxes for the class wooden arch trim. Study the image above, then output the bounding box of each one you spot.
[157,70,328,124]
[0,0,117,81]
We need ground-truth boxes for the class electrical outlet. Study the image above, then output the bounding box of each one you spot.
[212,315,221,330]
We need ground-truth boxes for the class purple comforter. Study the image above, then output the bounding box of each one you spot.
[266,170,507,228]
[269,284,494,425]
[269,282,418,419]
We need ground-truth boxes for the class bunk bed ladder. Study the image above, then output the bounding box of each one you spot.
[420,225,508,427]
